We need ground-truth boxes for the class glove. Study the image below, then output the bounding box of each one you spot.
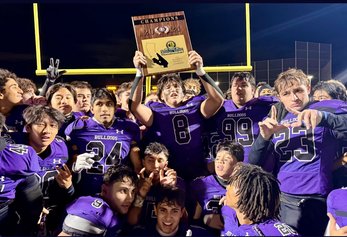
[46,58,66,81]
[40,58,67,96]
[72,152,95,173]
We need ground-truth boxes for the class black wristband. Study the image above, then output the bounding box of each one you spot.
[199,73,223,96]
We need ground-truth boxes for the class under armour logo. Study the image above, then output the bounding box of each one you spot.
[53,159,62,164]
[244,106,252,110]
[15,120,24,125]
[115,129,124,134]
[0,176,5,182]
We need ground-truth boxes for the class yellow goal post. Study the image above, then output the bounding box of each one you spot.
[32,3,252,77]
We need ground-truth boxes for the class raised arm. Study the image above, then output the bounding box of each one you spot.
[128,51,154,127]
[188,51,224,118]
[40,58,66,96]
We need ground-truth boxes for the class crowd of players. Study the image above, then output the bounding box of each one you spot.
[1,50,347,236]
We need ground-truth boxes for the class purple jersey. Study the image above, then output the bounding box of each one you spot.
[272,100,347,196]
[221,205,298,236]
[35,137,69,197]
[0,143,40,200]
[146,96,207,180]
[206,97,277,162]
[74,111,93,119]
[58,112,80,138]
[191,175,226,216]
[327,188,347,228]
[66,196,122,234]
[2,133,69,198]
[4,104,27,132]
[66,117,140,196]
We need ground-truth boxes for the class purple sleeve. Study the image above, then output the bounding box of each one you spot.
[327,188,347,227]
[0,144,40,200]
[66,196,120,228]
[220,205,239,236]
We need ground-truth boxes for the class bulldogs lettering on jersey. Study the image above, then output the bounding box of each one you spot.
[145,96,207,180]
[205,97,277,162]
[273,99,347,196]
[66,117,140,196]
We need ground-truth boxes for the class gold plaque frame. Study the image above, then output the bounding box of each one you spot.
[132,11,194,76]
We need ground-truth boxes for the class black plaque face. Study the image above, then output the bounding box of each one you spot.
[132,11,193,76]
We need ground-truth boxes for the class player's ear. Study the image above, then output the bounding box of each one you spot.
[90,104,95,114]
[101,183,108,196]
[154,205,158,217]
[0,91,4,100]
[181,207,186,218]
[251,85,256,96]
[25,124,31,132]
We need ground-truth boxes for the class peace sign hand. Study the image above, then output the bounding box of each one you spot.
[46,58,66,81]
[258,105,290,140]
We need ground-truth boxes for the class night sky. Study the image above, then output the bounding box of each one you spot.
[1,2,347,87]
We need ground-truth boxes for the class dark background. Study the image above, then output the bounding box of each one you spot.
[1,3,346,88]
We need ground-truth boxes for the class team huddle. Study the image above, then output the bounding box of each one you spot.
[1,50,347,236]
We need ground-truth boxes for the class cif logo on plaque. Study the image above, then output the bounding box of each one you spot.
[132,11,194,76]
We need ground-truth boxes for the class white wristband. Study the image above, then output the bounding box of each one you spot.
[195,67,206,76]
[136,68,143,77]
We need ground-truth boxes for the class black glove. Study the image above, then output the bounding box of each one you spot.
[40,58,67,96]
[46,58,66,81]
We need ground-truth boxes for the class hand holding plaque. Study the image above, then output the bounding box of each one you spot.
[188,51,206,76]
[132,11,194,76]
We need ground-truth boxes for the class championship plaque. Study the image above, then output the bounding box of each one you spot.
[132,11,193,76]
